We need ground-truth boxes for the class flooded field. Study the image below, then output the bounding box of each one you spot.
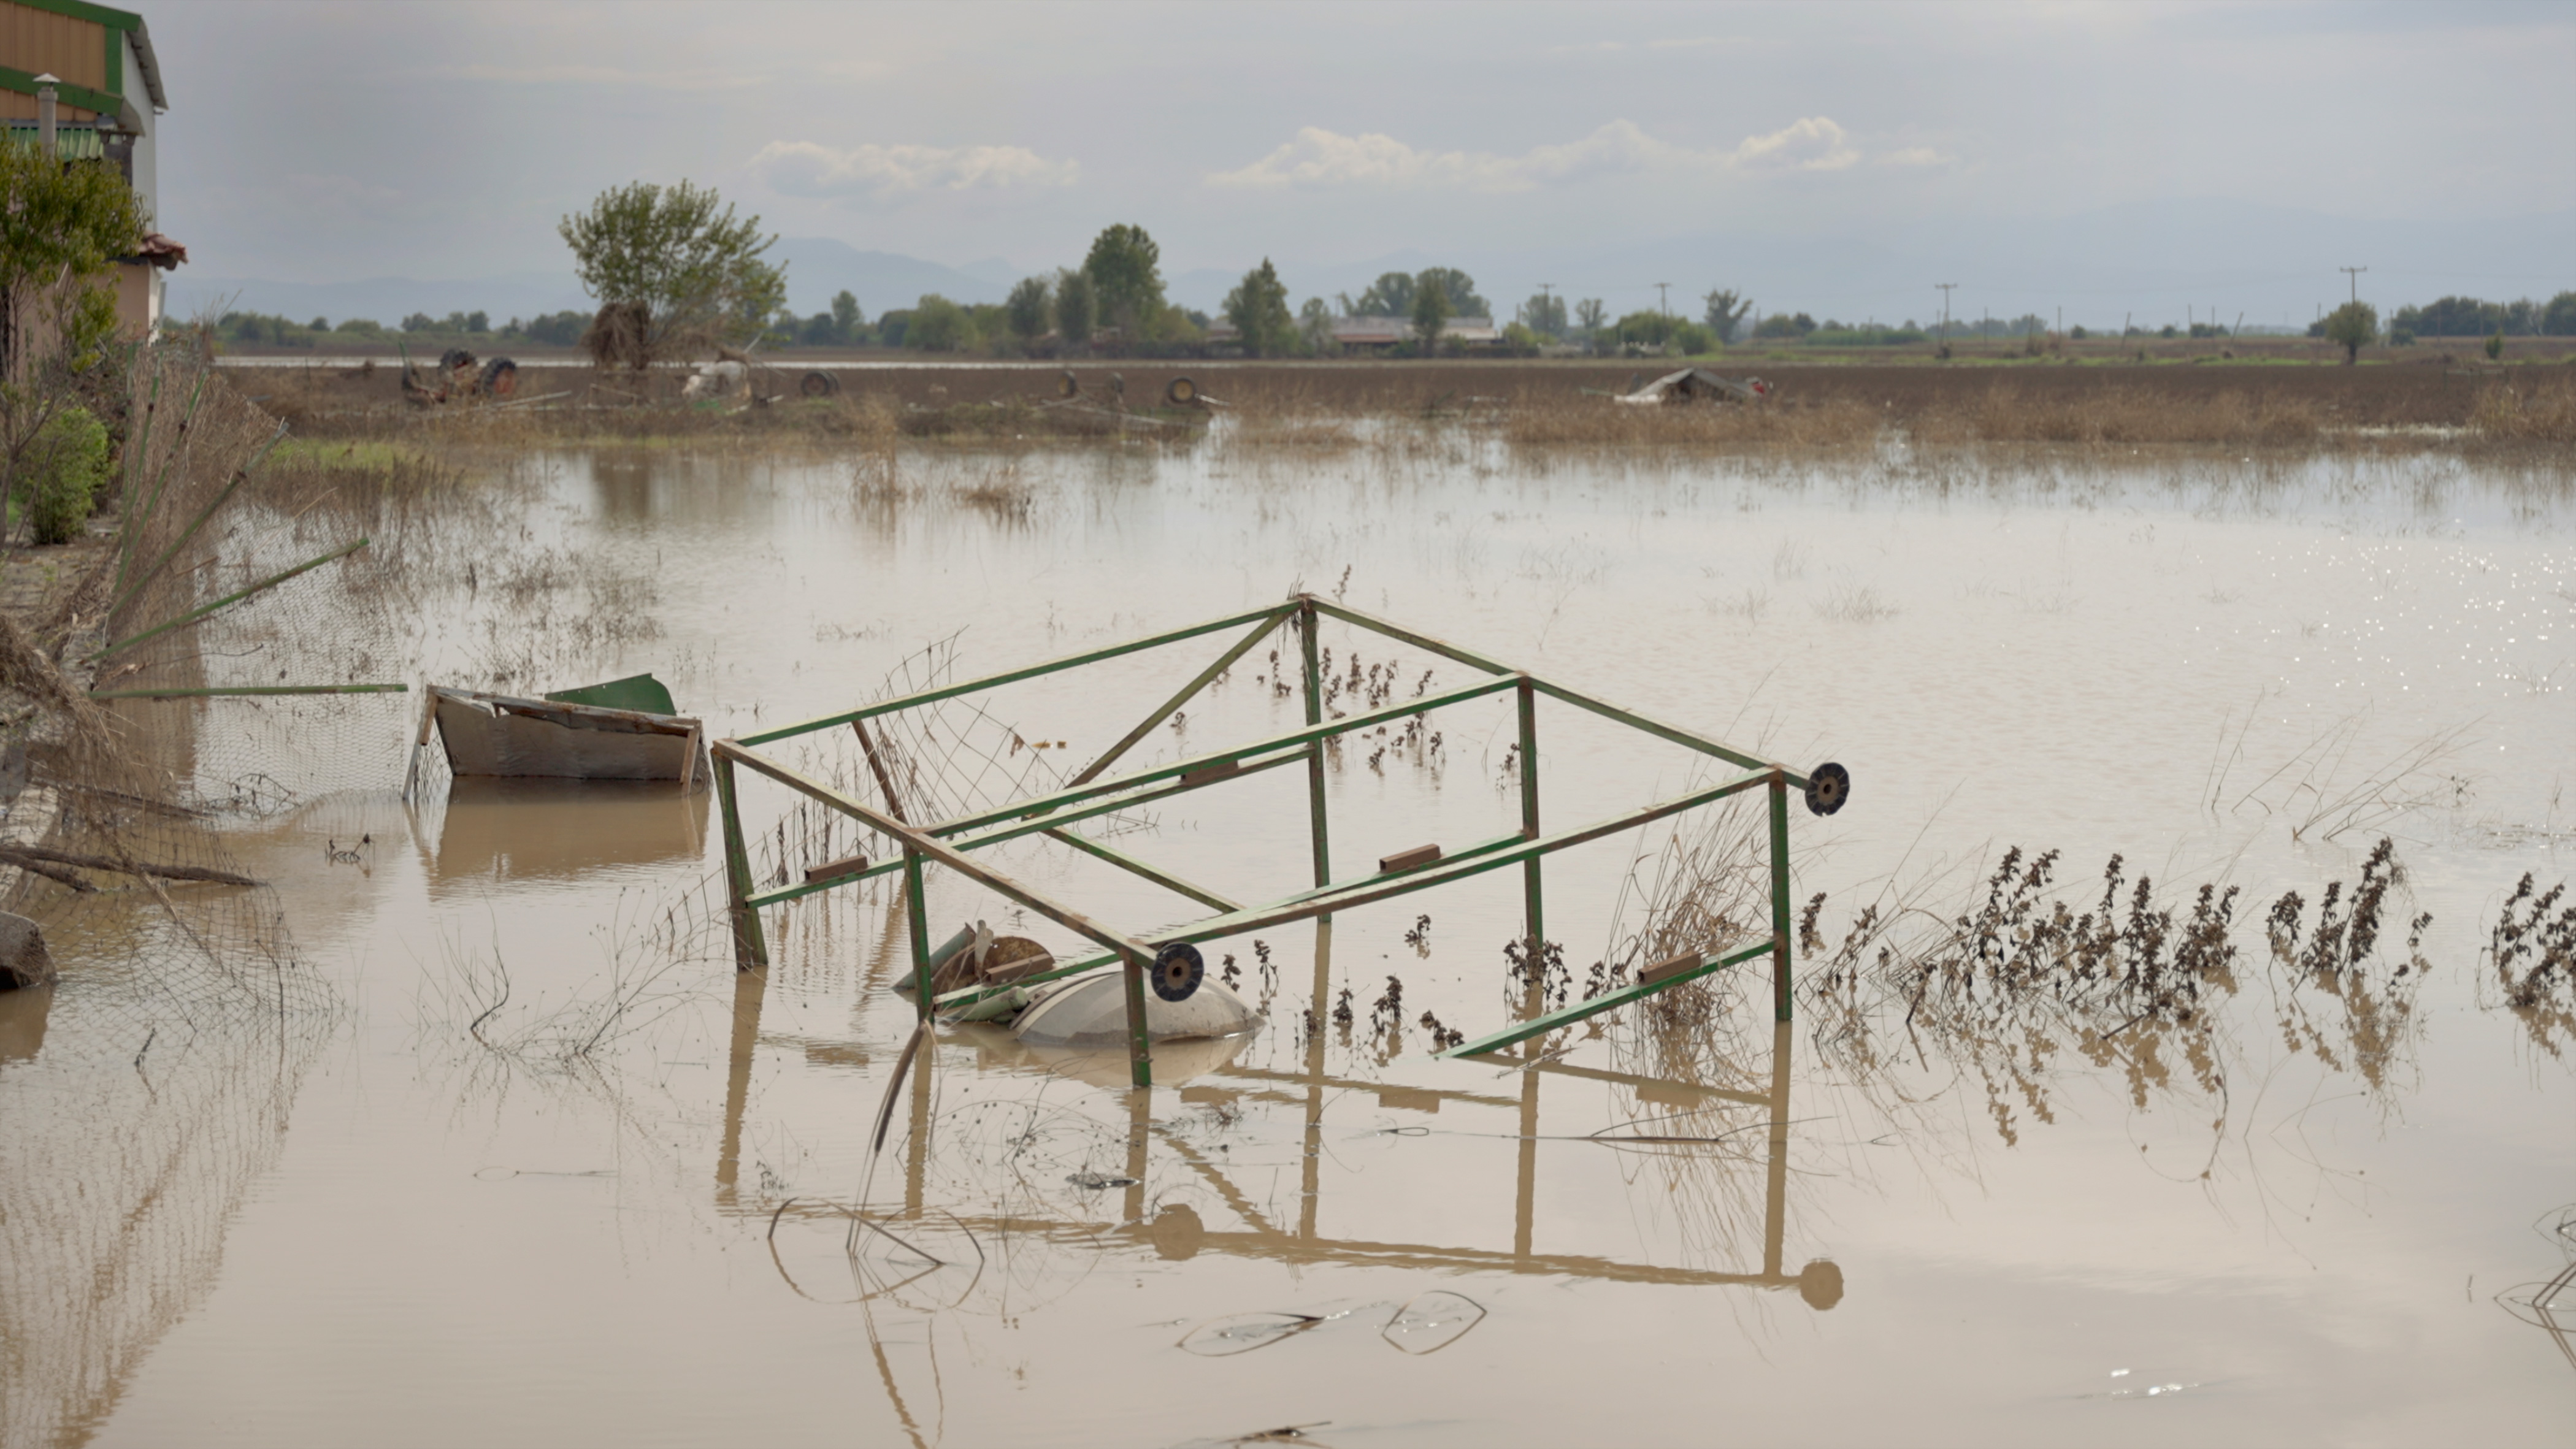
[5,425,2573,1446]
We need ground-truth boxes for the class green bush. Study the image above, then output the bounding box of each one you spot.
[21,406,110,546]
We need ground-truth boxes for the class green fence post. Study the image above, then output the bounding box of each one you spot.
[713,754,769,970]
[1298,597,1330,891]
[1517,677,1543,956]
[1768,772,1793,1022]
[903,847,932,1026]
[1122,950,1154,1088]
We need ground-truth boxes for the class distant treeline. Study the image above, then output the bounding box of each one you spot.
[202,286,2576,356]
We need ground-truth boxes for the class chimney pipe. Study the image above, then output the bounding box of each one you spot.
[33,73,59,158]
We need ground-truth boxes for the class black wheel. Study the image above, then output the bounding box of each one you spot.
[479,357,518,398]
[1165,375,1197,405]
[1059,369,1079,399]
[800,369,838,398]
[439,348,477,375]
[1804,762,1850,817]
[1151,942,1205,1003]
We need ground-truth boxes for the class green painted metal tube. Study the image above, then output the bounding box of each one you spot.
[1517,677,1543,954]
[1070,608,1290,786]
[891,923,976,993]
[1769,776,1794,1022]
[1308,597,1517,676]
[93,537,371,662]
[1048,827,1241,913]
[930,674,1517,839]
[1140,768,1777,945]
[1299,600,1330,891]
[1438,941,1774,1058]
[903,848,932,1025]
[88,682,408,699]
[739,747,1308,909]
[737,602,1287,746]
[1530,676,1798,784]
[712,754,769,970]
[932,948,1117,1010]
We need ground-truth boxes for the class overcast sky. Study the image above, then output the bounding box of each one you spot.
[146,0,2575,323]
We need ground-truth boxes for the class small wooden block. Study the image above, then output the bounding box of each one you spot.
[1378,843,1443,873]
[1374,1085,1441,1115]
[1180,760,1241,788]
[1639,952,1706,985]
[803,853,871,884]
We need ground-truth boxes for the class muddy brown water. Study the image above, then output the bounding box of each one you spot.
[4,431,2572,1446]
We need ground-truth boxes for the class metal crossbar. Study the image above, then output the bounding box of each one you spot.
[714,597,1828,1087]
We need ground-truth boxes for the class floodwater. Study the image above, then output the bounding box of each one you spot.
[4,428,2574,1447]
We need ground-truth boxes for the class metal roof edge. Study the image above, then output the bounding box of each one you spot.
[127,20,164,109]
[0,63,122,117]
[3,0,145,33]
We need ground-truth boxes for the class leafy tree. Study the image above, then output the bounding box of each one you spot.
[1355,272,1416,317]
[1415,267,1487,320]
[1573,298,1607,335]
[1083,224,1165,339]
[1299,296,1337,354]
[559,180,786,366]
[23,405,107,545]
[1614,310,1676,347]
[1518,292,1567,338]
[1702,289,1752,342]
[1053,268,1097,353]
[832,289,863,340]
[0,142,143,380]
[1005,275,1054,353]
[2323,300,2377,364]
[2544,291,2576,337]
[1753,312,1817,339]
[875,309,911,348]
[905,295,977,353]
[402,313,434,332]
[514,310,586,346]
[1670,321,1717,354]
[335,317,388,338]
[1411,277,1454,351]
[1223,258,1297,357]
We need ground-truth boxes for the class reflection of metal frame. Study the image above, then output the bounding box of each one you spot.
[711,597,1826,1085]
[716,923,1844,1311]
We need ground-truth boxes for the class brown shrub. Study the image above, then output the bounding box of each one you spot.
[2469,375,2576,443]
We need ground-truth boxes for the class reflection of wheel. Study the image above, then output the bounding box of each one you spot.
[1152,942,1205,1003]
[1804,762,1850,817]
[1059,369,1079,399]
[479,357,518,397]
[800,369,838,398]
[1165,375,1197,405]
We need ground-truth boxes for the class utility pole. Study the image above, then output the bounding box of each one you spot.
[1655,282,1671,318]
[1537,282,1555,331]
[1936,283,1956,342]
[2339,266,2366,304]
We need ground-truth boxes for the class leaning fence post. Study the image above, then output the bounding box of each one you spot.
[1768,771,1793,1022]
[1298,597,1330,892]
[714,753,769,970]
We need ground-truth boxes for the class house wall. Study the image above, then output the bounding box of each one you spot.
[119,26,150,212]
[0,2,109,93]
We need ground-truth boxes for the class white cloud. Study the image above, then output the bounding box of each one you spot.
[752,142,1078,199]
[1727,117,1860,172]
[1209,117,1875,191]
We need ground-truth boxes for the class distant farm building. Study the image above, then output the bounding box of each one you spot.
[3,0,177,338]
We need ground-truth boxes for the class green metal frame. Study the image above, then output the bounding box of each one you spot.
[711,597,1826,1088]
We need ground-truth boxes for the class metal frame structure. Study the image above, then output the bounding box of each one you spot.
[711,595,1830,1087]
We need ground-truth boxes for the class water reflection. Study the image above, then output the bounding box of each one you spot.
[420,777,710,889]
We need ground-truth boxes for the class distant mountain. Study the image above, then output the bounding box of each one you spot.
[772,238,1009,315]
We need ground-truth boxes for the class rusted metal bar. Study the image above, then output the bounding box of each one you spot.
[737,603,1285,746]
[1070,606,1293,786]
[851,716,910,822]
[1438,941,1774,1058]
[903,847,931,1026]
